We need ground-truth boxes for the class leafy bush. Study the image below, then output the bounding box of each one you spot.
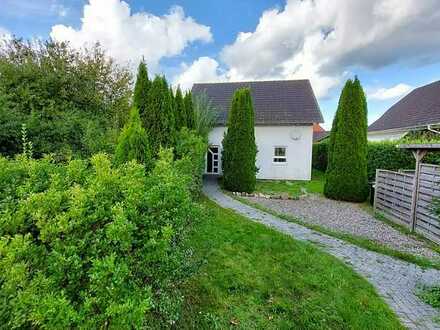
[175,128,207,197]
[324,78,369,202]
[114,107,152,169]
[0,152,199,328]
[0,39,131,158]
[222,88,258,193]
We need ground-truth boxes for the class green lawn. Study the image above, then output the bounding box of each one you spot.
[178,198,402,329]
[255,170,325,198]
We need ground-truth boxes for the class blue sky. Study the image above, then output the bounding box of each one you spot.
[1,0,440,129]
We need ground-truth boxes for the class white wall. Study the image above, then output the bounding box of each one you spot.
[207,125,313,180]
[367,130,408,142]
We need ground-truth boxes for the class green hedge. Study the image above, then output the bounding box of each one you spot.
[313,141,440,181]
[312,142,328,172]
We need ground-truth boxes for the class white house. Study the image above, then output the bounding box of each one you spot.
[192,80,323,180]
[368,80,440,141]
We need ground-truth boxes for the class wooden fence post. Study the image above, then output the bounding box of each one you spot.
[409,150,427,232]
[373,169,379,211]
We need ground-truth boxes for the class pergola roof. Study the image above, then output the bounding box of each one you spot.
[397,143,440,151]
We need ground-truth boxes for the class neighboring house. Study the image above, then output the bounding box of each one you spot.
[313,124,329,143]
[192,80,323,180]
[368,81,440,141]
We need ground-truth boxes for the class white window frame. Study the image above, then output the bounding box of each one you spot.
[273,146,287,164]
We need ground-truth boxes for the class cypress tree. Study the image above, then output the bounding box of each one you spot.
[174,87,186,130]
[184,91,195,129]
[114,106,152,169]
[324,77,369,202]
[133,61,150,119]
[222,88,257,193]
[144,76,176,157]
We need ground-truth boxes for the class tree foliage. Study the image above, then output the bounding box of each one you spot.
[222,88,257,193]
[143,76,176,157]
[324,78,369,202]
[174,87,186,131]
[192,92,218,139]
[133,60,150,118]
[114,107,152,169]
[184,91,195,129]
[0,38,132,158]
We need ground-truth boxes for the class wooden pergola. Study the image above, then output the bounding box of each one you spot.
[397,144,440,231]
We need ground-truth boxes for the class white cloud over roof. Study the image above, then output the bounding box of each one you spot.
[50,0,212,71]
[175,0,440,98]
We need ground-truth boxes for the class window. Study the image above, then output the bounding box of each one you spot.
[273,147,287,163]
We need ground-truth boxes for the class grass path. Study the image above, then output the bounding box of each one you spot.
[178,198,402,329]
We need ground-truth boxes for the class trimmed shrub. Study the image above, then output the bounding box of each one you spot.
[222,88,257,193]
[324,78,369,202]
[0,152,199,327]
[313,140,440,181]
[114,107,152,169]
[367,142,414,179]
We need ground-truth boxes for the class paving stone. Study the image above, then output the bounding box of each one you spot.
[203,178,440,330]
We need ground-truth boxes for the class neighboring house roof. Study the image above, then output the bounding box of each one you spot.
[192,79,323,126]
[369,80,440,132]
[313,130,329,143]
[313,123,325,132]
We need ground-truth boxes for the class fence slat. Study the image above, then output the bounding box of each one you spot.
[374,165,440,244]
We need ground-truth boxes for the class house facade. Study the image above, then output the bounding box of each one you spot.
[368,80,440,141]
[192,80,323,180]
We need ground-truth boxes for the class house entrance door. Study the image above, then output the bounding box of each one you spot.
[206,145,219,174]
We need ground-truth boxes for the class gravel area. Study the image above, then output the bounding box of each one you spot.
[245,194,440,260]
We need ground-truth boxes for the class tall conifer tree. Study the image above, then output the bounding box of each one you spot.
[324,77,369,202]
[222,88,257,192]
[144,76,176,157]
[174,87,186,131]
[133,60,150,119]
[184,91,195,129]
[114,107,152,169]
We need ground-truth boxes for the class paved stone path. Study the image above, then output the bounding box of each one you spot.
[203,178,440,330]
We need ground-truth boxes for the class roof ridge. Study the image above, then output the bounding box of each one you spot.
[193,79,310,86]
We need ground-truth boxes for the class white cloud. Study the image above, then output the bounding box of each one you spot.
[50,0,212,71]
[216,0,440,98]
[368,83,413,100]
[0,27,12,40]
[173,57,225,90]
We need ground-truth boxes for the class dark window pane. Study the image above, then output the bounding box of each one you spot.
[207,152,213,172]
[275,147,286,156]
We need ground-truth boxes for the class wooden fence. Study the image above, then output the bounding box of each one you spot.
[374,164,440,244]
